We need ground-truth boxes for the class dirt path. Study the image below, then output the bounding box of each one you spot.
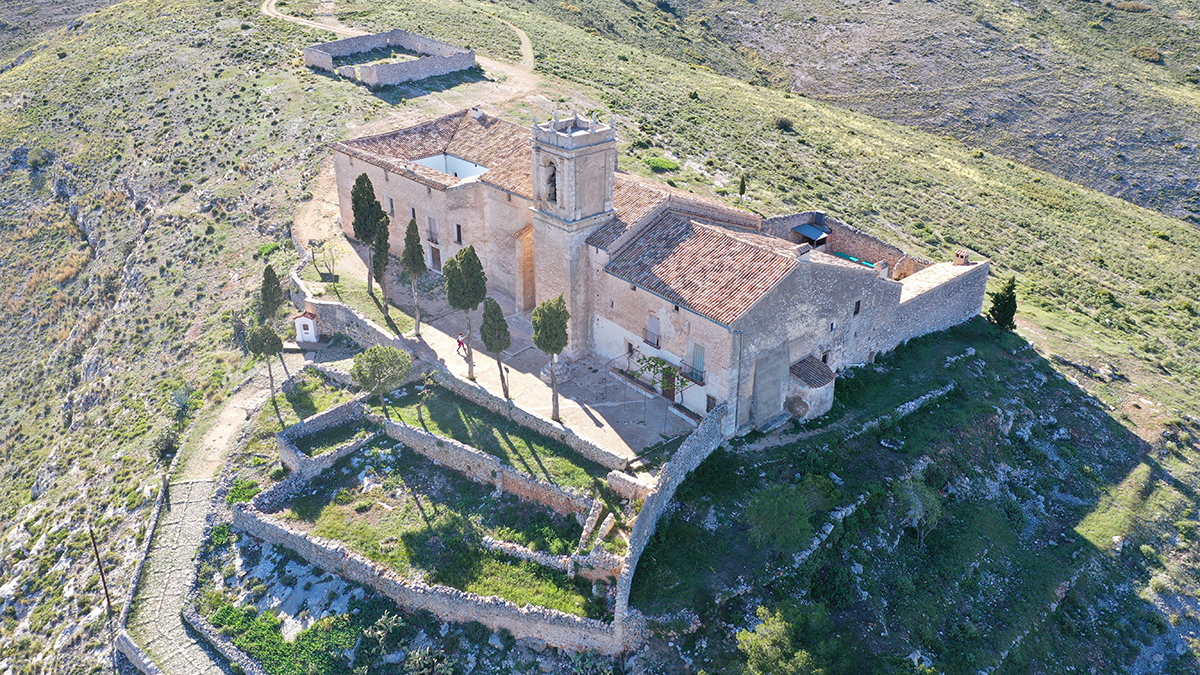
[180,379,272,480]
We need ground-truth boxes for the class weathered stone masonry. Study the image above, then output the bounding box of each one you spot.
[304,30,475,89]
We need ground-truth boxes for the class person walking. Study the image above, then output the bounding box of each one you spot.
[456,332,466,356]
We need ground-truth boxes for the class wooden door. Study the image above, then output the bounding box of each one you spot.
[431,246,442,272]
[521,235,535,310]
[662,370,676,402]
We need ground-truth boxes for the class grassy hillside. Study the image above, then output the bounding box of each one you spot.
[708,0,1200,222]
[0,0,1197,671]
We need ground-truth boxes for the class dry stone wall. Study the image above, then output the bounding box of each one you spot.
[232,504,625,654]
[363,410,596,517]
[180,603,271,675]
[613,405,727,627]
[276,392,373,479]
[824,220,931,280]
[304,29,475,89]
[606,469,656,501]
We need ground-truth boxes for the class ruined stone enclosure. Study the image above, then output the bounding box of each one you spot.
[303,30,475,89]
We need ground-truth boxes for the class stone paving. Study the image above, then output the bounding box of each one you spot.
[126,479,223,675]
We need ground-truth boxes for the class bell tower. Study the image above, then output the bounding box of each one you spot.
[531,113,616,359]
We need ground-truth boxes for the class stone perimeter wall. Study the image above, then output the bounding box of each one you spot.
[232,503,625,654]
[613,405,728,629]
[304,29,476,89]
[890,262,990,347]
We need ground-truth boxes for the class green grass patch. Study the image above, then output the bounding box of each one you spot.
[364,384,609,492]
[291,420,373,457]
[278,442,596,616]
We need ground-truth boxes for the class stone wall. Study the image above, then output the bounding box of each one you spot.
[180,603,271,675]
[275,392,373,479]
[823,220,931,280]
[426,366,629,471]
[606,469,656,501]
[364,410,596,518]
[288,260,410,353]
[888,262,990,348]
[613,405,727,630]
[115,630,163,675]
[304,29,475,89]
[232,504,626,654]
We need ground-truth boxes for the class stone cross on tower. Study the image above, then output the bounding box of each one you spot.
[530,113,617,359]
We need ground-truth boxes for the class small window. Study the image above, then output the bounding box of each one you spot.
[829,321,836,332]
[408,206,416,221]
[630,284,636,292]
[673,304,679,312]
[626,341,634,356]
[853,300,861,316]
[507,193,512,202]
[821,352,829,364]
[386,196,394,217]
[706,395,717,413]
[455,223,463,244]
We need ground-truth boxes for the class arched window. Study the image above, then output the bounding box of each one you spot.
[546,163,558,204]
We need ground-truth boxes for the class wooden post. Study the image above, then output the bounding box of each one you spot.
[89,522,113,616]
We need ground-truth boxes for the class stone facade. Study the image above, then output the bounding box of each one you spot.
[330,108,990,439]
[304,30,475,89]
[232,503,628,654]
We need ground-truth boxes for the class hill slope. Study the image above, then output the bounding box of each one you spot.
[0,0,1197,671]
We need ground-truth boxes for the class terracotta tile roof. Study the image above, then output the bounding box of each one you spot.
[589,173,761,250]
[329,109,533,198]
[587,174,669,249]
[605,211,798,326]
[790,355,835,388]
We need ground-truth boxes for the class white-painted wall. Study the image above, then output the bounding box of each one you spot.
[411,154,489,180]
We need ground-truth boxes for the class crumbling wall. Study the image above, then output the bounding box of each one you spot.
[304,29,476,89]
[232,504,625,654]
[288,261,409,352]
[275,393,373,479]
[613,405,727,634]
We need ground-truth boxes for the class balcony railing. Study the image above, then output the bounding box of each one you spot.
[643,328,659,348]
[427,233,440,245]
[681,361,705,385]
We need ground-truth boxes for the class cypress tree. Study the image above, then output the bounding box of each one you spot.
[260,263,284,322]
[444,246,487,380]
[373,221,391,318]
[987,276,1018,331]
[479,297,512,399]
[350,173,387,295]
[532,294,570,421]
[400,218,427,337]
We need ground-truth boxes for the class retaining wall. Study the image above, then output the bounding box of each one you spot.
[232,504,625,654]
[606,469,656,501]
[303,29,476,88]
[614,405,727,627]
[364,410,596,517]
[275,392,372,479]
[288,261,409,353]
[180,603,271,675]
[888,262,990,347]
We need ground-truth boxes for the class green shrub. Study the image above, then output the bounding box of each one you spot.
[773,116,794,132]
[227,479,261,504]
[645,156,680,172]
[256,242,281,258]
[210,523,233,548]
[27,148,51,170]
[353,499,373,513]
[268,465,287,481]
[1130,46,1163,63]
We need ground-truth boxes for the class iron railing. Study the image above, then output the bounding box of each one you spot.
[681,361,705,385]
[643,328,659,348]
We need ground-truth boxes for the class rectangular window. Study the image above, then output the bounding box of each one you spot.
[853,300,861,316]
[829,321,836,332]
[821,352,829,364]
[706,395,717,413]
[427,216,439,244]
[455,223,463,244]
[684,344,705,384]
[386,196,394,217]
[626,341,634,356]
[644,315,660,348]
[408,206,416,221]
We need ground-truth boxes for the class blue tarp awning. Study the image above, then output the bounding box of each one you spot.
[791,223,830,241]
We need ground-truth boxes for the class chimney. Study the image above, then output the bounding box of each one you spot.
[795,243,812,262]
[876,260,890,280]
[471,106,484,119]
[954,249,970,266]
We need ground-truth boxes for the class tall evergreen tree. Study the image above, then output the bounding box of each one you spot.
[987,276,1018,331]
[444,246,487,380]
[350,173,387,295]
[372,221,391,318]
[400,218,426,337]
[259,263,284,322]
[479,297,512,399]
[246,325,285,429]
[532,294,570,421]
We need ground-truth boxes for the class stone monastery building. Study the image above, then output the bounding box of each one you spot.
[331,107,989,436]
